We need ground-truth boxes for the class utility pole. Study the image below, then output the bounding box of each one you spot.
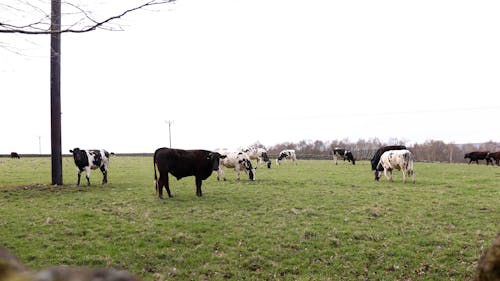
[38,136,42,154]
[165,120,173,148]
[50,0,62,185]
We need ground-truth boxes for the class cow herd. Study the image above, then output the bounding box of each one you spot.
[64,145,498,199]
[64,146,417,199]
[464,151,500,166]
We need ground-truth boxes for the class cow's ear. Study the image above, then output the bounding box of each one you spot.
[220,155,227,159]
[69,150,73,153]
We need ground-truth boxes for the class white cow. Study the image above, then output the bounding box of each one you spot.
[217,151,256,181]
[276,149,297,165]
[375,149,415,184]
[242,147,271,168]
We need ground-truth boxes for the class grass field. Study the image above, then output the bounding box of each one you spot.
[1,156,499,280]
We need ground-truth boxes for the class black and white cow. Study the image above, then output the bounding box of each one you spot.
[153,148,224,199]
[371,145,407,171]
[371,145,407,180]
[332,148,355,165]
[69,148,110,186]
[276,149,297,165]
[217,151,256,181]
[375,149,415,184]
[242,147,271,168]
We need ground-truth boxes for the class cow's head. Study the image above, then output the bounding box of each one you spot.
[239,158,255,181]
[346,151,356,165]
[209,152,225,171]
[261,152,270,163]
[374,161,384,181]
[69,148,86,162]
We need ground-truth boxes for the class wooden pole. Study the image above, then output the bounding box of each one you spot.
[50,0,62,185]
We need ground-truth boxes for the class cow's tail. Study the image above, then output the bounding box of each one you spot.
[153,149,159,193]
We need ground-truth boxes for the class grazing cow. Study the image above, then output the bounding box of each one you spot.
[10,152,20,159]
[276,149,297,165]
[486,152,500,166]
[69,148,110,186]
[371,145,407,171]
[375,149,415,184]
[332,148,355,165]
[217,151,256,181]
[153,148,224,199]
[464,151,490,165]
[242,147,271,168]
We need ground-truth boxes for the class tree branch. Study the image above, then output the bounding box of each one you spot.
[0,0,175,34]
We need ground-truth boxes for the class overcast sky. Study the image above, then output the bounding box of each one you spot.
[1,0,499,154]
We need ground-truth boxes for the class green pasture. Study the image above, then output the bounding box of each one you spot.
[0,157,499,280]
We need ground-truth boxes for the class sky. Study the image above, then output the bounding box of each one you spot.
[1,0,500,154]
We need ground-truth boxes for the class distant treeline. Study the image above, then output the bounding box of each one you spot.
[2,139,499,163]
[256,139,500,163]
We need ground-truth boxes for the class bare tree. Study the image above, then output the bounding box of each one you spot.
[1,0,174,185]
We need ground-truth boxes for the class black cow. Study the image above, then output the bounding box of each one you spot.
[69,148,110,186]
[10,152,20,159]
[486,152,500,166]
[332,148,355,165]
[153,148,224,199]
[464,151,490,165]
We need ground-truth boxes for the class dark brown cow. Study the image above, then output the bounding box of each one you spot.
[486,152,500,166]
[464,151,490,165]
[10,152,20,159]
[153,148,224,199]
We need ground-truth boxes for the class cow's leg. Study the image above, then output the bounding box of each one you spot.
[156,173,164,199]
[195,177,203,197]
[236,167,241,180]
[77,170,82,186]
[100,165,108,184]
[402,169,407,184]
[164,173,173,198]
[217,166,226,181]
[157,171,173,199]
[218,166,226,181]
[85,167,91,186]
[384,168,392,182]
